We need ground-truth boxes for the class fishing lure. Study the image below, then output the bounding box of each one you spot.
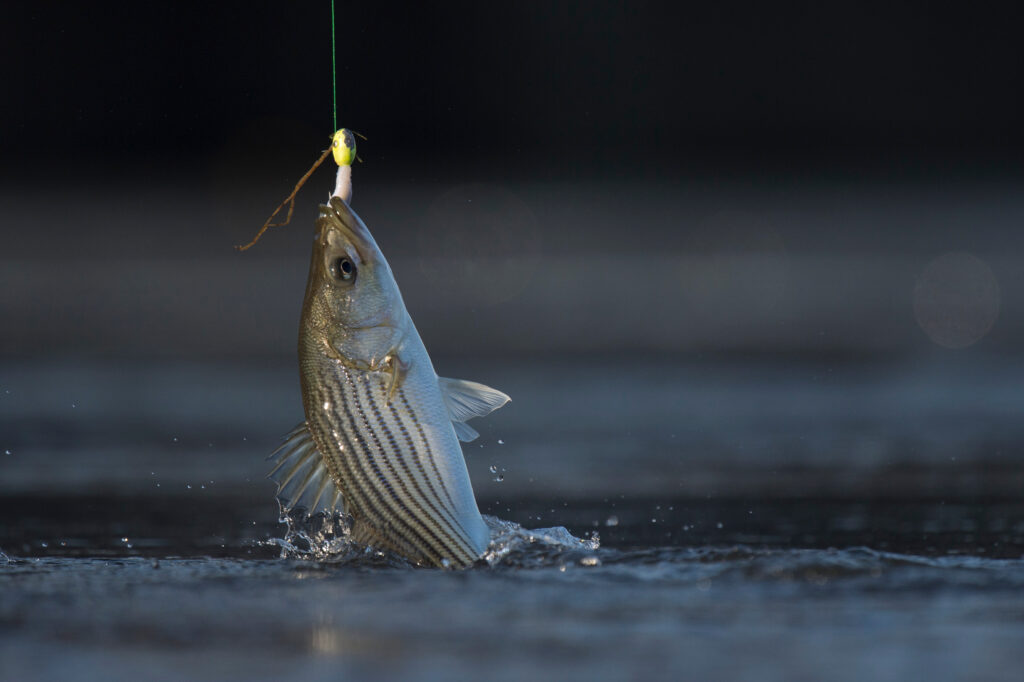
[236,128,361,251]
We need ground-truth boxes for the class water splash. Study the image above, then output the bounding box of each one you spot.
[482,515,600,568]
[266,503,599,569]
[264,504,404,566]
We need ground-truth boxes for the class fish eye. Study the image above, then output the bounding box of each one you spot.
[329,256,356,282]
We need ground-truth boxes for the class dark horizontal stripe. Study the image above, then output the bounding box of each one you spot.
[336,368,455,565]
[394,387,481,555]
[361,374,478,560]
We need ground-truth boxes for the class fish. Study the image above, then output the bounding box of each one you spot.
[268,194,510,568]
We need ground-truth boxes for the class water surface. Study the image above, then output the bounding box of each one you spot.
[2,357,1024,681]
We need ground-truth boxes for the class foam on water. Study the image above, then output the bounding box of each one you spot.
[481,515,600,567]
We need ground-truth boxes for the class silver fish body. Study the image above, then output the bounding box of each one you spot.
[270,197,508,568]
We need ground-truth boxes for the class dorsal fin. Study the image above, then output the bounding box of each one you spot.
[438,377,510,443]
[267,422,344,515]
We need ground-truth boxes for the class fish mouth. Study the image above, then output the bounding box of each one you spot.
[316,196,376,263]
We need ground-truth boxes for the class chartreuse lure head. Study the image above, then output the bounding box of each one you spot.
[235,127,364,251]
[331,128,357,167]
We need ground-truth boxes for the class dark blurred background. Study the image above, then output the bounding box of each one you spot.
[3,2,1024,501]
[4,1,1024,360]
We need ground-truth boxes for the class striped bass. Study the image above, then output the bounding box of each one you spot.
[268,192,509,568]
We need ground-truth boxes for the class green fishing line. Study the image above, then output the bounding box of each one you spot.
[331,0,337,132]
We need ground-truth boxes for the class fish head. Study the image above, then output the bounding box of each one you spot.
[304,197,405,364]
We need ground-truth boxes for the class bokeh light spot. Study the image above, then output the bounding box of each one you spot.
[913,252,1000,349]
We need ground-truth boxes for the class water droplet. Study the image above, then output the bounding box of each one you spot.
[495,475,504,482]
[70,403,76,408]
[186,484,192,489]
[489,465,498,474]
[497,439,504,445]
[580,556,600,567]
[172,437,178,443]
[605,515,619,527]
[716,522,723,529]
[40,541,48,548]
[441,558,451,568]
[558,564,567,572]
[4,450,10,456]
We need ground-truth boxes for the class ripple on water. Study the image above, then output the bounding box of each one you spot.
[253,507,1024,592]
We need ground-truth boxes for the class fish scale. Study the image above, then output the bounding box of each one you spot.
[346,368,471,562]
[303,314,482,566]
[361,378,474,547]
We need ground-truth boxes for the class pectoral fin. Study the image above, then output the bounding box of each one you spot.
[438,377,511,442]
[452,421,480,443]
[267,422,344,515]
[383,352,409,405]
